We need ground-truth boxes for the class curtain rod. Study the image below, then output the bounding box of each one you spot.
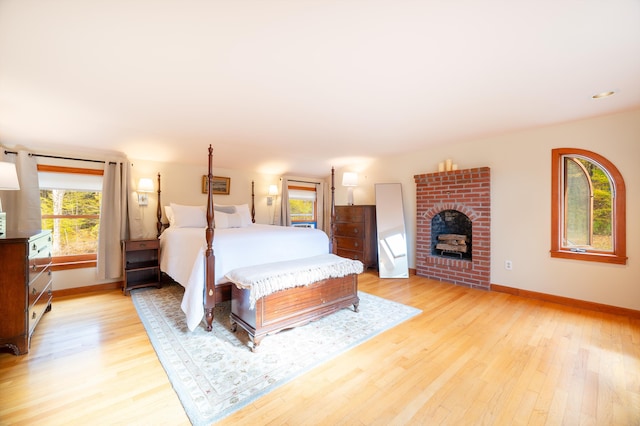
[4,150,116,165]
[283,178,321,185]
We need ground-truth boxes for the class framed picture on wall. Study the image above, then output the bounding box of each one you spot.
[202,175,230,195]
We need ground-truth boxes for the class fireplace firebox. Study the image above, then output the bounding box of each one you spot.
[431,210,472,260]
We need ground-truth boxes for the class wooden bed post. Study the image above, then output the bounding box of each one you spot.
[251,181,256,223]
[204,145,216,331]
[156,173,162,238]
[330,167,337,254]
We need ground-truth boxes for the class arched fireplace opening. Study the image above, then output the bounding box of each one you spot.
[431,209,472,260]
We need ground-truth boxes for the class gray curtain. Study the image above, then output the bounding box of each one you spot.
[97,160,138,280]
[278,177,291,226]
[0,150,41,233]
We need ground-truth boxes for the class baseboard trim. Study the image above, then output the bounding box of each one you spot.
[491,283,640,318]
[53,281,123,298]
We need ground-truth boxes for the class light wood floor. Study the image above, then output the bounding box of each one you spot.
[1,272,638,425]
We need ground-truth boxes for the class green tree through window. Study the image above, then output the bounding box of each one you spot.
[38,165,103,267]
[41,189,101,256]
[564,157,613,250]
[288,185,317,225]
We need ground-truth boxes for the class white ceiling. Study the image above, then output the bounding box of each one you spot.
[1,0,639,177]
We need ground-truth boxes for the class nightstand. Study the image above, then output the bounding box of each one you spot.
[122,239,160,295]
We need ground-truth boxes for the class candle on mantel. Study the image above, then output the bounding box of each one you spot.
[452,164,458,171]
[438,162,445,172]
[445,159,452,171]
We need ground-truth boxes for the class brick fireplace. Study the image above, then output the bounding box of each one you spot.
[414,167,491,289]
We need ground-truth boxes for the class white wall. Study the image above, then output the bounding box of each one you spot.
[333,108,640,311]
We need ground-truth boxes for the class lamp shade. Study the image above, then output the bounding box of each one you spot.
[138,178,154,193]
[0,162,20,190]
[342,172,358,187]
[268,184,278,196]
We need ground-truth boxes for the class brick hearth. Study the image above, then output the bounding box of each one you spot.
[414,167,491,289]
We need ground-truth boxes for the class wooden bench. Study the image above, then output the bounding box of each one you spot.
[225,254,362,351]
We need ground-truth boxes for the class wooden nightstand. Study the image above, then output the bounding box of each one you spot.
[122,239,160,295]
[334,205,378,269]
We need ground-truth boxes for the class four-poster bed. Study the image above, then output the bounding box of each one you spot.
[155,145,361,348]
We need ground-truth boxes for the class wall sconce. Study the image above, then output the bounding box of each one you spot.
[267,184,278,206]
[342,172,358,206]
[137,178,154,206]
[0,161,21,235]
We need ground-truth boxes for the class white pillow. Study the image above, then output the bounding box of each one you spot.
[164,206,175,226]
[215,211,244,229]
[169,203,206,228]
[234,204,252,226]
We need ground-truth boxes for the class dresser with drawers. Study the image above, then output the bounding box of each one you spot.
[333,205,377,269]
[0,230,53,355]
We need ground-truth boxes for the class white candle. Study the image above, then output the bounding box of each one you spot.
[445,159,452,171]
[438,162,445,172]
[452,164,458,171]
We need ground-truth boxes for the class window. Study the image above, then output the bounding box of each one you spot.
[551,148,626,264]
[288,185,317,227]
[39,165,103,270]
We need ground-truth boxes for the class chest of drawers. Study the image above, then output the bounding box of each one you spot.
[334,205,377,269]
[0,230,53,355]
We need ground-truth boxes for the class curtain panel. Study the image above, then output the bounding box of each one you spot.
[0,149,42,233]
[97,161,139,280]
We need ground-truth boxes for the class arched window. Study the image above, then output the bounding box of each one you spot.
[551,148,626,264]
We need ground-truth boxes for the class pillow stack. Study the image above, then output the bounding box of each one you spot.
[165,203,252,229]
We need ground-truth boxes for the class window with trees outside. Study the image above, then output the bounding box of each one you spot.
[39,165,103,270]
[551,148,626,265]
[288,185,317,227]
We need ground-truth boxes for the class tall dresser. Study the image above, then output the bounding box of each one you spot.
[0,230,53,355]
[333,205,378,269]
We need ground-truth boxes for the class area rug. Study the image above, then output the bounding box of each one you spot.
[131,283,421,425]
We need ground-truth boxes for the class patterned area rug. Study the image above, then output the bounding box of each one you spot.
[132,283,421,425]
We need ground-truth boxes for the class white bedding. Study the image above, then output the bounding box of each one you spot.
[159,224,330,330]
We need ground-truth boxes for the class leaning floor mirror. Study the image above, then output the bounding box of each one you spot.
[375,183,409,278]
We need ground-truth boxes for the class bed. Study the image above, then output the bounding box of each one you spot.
[156,145,359,336]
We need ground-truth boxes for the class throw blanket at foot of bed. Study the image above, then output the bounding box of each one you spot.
[224,254,363,351]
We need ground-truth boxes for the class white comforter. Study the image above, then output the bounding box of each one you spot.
[159,224,330,330]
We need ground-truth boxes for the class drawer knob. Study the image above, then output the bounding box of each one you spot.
[32,264,37,271]
[32,287,37,295]
[32,312,36,319]
[354,242,359,247]
[32,244,37,251]
[353,228,359,234]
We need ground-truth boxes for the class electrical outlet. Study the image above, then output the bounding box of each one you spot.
[505,260,513,270]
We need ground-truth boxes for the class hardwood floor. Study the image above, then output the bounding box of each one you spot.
[1,272,638,425]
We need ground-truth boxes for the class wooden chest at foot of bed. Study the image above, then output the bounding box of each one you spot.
[230,274,359,351]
